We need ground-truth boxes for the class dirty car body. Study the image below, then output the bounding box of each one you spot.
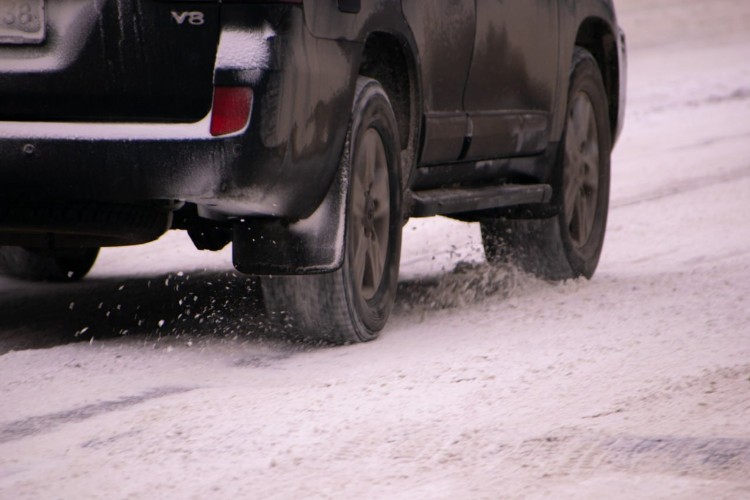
[0,0,626,342]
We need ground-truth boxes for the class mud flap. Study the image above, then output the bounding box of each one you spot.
[232,161,349,275]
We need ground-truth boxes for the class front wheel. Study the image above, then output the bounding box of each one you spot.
[482,47,612,280]
[262,77,402,344]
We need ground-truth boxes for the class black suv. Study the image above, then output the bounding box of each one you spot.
[0,0,626,343]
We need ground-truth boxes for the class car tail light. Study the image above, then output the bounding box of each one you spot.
[210,87,253,137]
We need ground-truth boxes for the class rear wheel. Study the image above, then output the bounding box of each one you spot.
[0,246,99,282]
[481,47,612,280]
[261,78,402,344]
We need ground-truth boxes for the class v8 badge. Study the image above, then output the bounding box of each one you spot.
[171,11,205,26]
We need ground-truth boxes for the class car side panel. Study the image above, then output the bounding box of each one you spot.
[462,0,560,160]
[303,0,476,166]
[228,7,358,218]
[401,0,476,164]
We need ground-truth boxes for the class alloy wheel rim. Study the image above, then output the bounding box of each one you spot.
[351,128,390,301]
[563,91,600,250]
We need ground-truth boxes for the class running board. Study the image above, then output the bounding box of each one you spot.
[410,184,552,218]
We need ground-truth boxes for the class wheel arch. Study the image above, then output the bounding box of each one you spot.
[574,16,625,144]
[357,30,420,190]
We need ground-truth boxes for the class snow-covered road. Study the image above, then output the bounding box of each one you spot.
[2,0,750,498]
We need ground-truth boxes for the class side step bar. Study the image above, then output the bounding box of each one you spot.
[410,184,552,218]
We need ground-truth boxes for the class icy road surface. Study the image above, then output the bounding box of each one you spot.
[1,0,749,498]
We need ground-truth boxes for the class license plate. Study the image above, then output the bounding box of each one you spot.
[0,0,46,45]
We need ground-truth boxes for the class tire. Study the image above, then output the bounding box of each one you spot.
[0,246,99,282]
[261,77,403,344]
[481,47,612,280]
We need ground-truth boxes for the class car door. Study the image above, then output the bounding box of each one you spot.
[402,0,475,165]
[462,0,560,160]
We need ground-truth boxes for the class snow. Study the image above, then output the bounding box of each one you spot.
[2,0,750,498]
[215,24,275,74]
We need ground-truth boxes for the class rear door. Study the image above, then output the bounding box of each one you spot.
[402,0,475,165]
[462,0,559,160]
[0,0,220,123]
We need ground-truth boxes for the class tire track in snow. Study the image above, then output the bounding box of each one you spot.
[630,86,750,119]
[612,163,750,209]
[265,366,750,495]
[248,428,750,498]
[515,433,750,482]
[0,386,195,444]
[543,432,748,480]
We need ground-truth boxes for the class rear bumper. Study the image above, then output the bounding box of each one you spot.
[0,122,250,211]
[0,6,360,224]
[0,122,237,246]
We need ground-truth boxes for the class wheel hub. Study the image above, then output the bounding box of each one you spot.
[363,189,376,237]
